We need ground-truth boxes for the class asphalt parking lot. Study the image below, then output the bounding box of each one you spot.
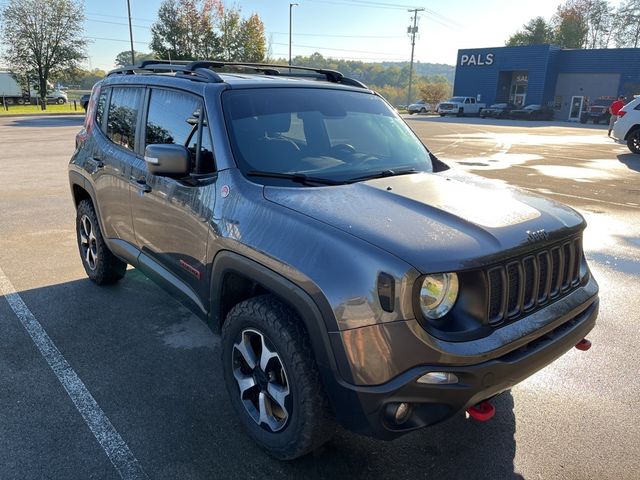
[1,114,639,480]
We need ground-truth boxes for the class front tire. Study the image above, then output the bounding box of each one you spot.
[457,108,464,117]
[76,200,126,284]
[628,129,640,154]
[222,295,335,460]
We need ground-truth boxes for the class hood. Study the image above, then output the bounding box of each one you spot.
[263,171,585,273]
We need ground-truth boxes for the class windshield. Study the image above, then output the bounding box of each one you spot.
[222,88,433,185]
[449,97,465,103]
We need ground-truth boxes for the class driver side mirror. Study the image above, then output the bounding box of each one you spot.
[144,144,190,177]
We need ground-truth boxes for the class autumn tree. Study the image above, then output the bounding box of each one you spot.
[219,10,266,61]
[150,0,223,60]
[115,50,156,67]
[506,17,555,46]
[419,82,452,107]
[551,0,589,48]
[0,0,86,109]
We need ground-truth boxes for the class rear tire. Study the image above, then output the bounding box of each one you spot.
[628,129,640,154]
[75,200,126,284]
[222,295,335,460]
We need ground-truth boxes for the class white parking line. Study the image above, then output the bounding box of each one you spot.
[0,266,148,480]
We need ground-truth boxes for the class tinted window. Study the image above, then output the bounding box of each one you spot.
[106,87,142,150]
[223,88,432,183]
[96,89,107,129]
[145,88,214,173]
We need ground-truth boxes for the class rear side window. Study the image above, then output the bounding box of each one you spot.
[106,87,143,150]
[145,88,214,173]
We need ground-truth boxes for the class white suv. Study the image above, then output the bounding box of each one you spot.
[612,96,640,154]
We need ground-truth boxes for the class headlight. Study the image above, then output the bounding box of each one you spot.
[419,273,459,319]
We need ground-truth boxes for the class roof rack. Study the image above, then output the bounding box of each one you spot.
[106,60,367,88]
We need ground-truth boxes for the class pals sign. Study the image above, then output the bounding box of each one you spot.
[460,53,494,66]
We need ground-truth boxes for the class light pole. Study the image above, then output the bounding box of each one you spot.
[407,8,424,105]
[289,3,299,66]
[127,0,136,65]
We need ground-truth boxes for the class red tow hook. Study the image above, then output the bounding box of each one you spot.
[575,338,592,351]
[466,400,495,421]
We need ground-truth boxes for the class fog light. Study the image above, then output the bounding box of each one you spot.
[417,372,459,385]
[394,402,411,424]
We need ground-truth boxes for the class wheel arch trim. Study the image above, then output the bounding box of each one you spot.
[209,250,352,385]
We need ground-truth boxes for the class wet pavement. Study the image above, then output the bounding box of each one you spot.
[1,114,639,479]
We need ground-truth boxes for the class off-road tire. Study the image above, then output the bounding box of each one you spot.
[627,129,640,154]
[76,199,126,284]
[221,294,336,460]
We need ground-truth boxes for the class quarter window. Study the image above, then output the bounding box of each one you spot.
[106,87,143,150]
[95,89,107,130]
[145,88,214,173]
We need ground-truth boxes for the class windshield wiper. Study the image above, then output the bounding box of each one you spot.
[346,168,420,184]
[246,170,345,186]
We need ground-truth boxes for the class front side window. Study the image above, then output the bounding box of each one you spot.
[145,88,214,173]
[222,88,433,185]
[106,87,143,150]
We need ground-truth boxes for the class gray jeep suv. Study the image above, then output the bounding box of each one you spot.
[69,61,599,460]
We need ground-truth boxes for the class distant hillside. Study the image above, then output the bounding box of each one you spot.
[280,53,455,88]
[379,62,455,84]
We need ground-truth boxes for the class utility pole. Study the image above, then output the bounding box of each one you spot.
[289,3,299,66]
[407,8,424,105]
[127,0,136,65]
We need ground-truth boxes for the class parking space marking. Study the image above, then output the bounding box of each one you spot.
[0,266,149,480]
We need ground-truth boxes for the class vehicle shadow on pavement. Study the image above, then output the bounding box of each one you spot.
[2,271,522,480]
[617,153,640,172]
[6,116,84,128]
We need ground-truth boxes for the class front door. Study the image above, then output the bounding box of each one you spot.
[129,87,216,306]
[569,96,584,121]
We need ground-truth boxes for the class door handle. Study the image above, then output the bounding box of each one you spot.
[130,176,152,193]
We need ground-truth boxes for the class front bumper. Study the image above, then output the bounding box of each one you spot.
[326,278,598,439]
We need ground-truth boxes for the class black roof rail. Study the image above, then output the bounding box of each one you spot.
[106,60,368,88]
[186,61,367,88]
[107,62,224,83]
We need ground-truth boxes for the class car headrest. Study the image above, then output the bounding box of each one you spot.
[265,113,291,136]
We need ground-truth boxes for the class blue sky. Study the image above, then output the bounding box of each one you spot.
[78,0,610,71]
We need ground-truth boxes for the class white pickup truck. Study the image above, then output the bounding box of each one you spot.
[438,96,485,117]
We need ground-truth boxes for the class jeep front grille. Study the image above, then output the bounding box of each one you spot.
[487,237,583,325]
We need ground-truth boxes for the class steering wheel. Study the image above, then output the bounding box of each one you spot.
[331,143,356,156]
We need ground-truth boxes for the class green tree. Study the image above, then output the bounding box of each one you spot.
[506,17,555,46]
[0,0,86,109]
[115,50,156,67]
[55,67,106,89]
[150,0,223,60]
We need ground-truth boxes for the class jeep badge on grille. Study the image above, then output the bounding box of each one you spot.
[527,229,549,243]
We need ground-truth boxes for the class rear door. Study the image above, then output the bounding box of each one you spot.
[90,86,143,246]
[129,87,216,308]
